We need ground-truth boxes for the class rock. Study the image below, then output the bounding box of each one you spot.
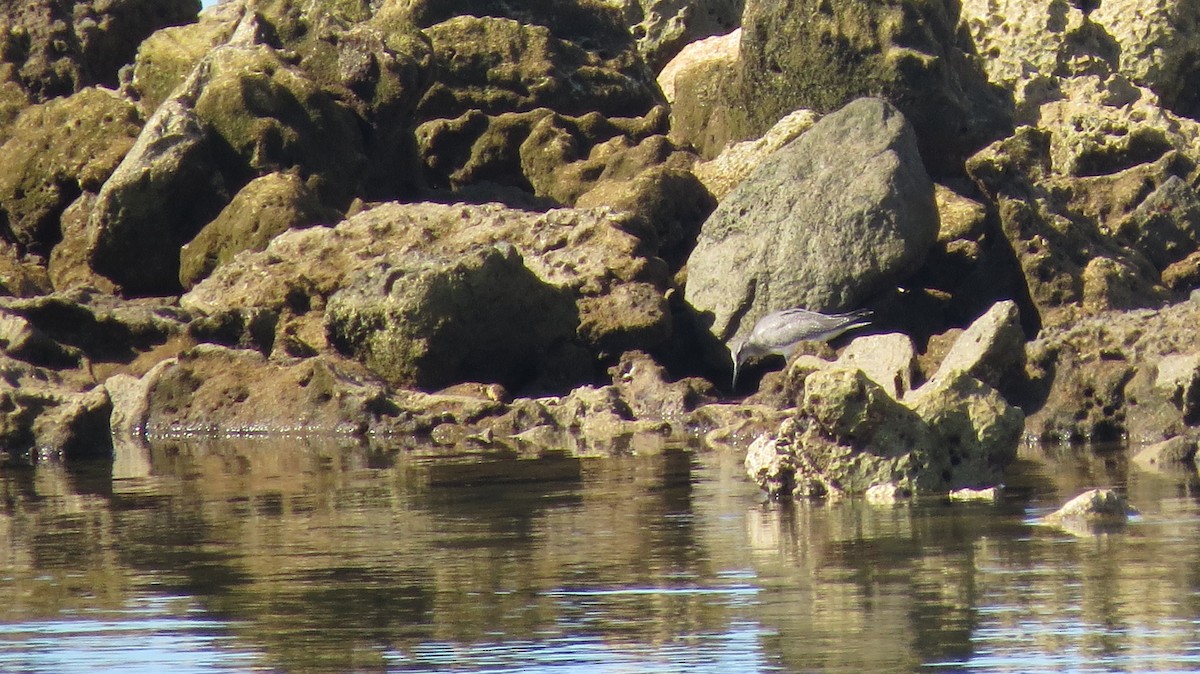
[0,88,141,253]
[325,244,584,391]
[30,384,111,459]
[416,14,660,120]
[948,486,1002,502]
[745,366,1020,499]
[0,310,81,368]
[684,97,938,358]
[0,0,198,101]
[1023,299,1200,443]
[85,79,226,295]
[1041,488,1137,532]
[661,28,740,158]
[689,108,817,200]
[965,128,1184,327]
[0,241,52,297]
[961,0,1200,119]
[1154,352,1200,423]
[834,333,920,399]
[603,0,744,71]
[1132,435,1198,468]
[0,287,189,369]
[929,300,1026,392]
[608,350,718,421]
[904,370,1025,487]
[179,171,341,288]
[183,202,673,381]
[127,4,234,113]
[108,345,393,436]
[574,164,715,271]
[415,105,677,206]
[728,0,1012,177]
[865,483,911,504]
[193,42,367,207]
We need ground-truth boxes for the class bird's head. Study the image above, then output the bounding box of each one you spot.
[729,338,747,390]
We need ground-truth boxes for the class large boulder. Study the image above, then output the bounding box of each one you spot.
[325,244,584,391]
[0,87,141,253]
[726,0,1012,176]
[183,201,673,381]
[84,82,225,295]
[660,28,741,159]
[684,97,938,353]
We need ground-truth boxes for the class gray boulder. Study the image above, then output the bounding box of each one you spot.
[929,300,1026,392]
[684,97,938,354]
[325,244,584,391]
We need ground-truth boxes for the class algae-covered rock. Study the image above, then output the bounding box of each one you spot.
[0,0,199,101]
[0,87,141,252]
[184,202,673,386]
[325,244,584,391]
[86,88,225,295]
[729,0,1012,176]
[603,0,744,71]
[193,43,367,206]
[179,171,340,288]
[745,366,1020,499]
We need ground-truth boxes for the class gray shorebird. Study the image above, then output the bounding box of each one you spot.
[729,307,873,388]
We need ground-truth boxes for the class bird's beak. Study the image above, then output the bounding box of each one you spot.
[731,358,740,391]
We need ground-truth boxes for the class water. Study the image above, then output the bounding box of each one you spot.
[2,437,1200,673]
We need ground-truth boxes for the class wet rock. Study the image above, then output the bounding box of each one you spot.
[729,0,1012,177]
[183,202,672,381]
[904,370,1025,486]
[1041,488,1137,532]
[107,345,403,436]
[30,384,111,459]
[608,350,718,421]
[0,310,82,368]
[0,354,106,459]
[745,366,1020,499]
[0,87,141,253]
[1131,436,1198,468]
[865,483,911,504]
[929,300,1026,392]
[179,171,341,288]
[325,244,584,391]
[689,401,790,450]
[685,98,938,359]
[948,486,1002,502]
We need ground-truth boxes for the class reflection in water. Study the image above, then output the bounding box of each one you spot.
[1,437,1200,672]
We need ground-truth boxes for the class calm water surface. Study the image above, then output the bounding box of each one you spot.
[2,436,1200,673]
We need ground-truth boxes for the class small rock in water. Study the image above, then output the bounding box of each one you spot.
[949,486,1002,502]
[865,483,911,504]
[1041,488,1137,534]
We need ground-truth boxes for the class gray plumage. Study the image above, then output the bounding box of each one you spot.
[729,307,873,387]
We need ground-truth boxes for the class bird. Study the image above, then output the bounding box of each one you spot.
[729,307,873,388]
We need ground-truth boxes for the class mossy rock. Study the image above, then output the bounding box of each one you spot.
[194,44,367,205]
[130,18,232,114]
[179,171,341,288]
[0,87,142,252]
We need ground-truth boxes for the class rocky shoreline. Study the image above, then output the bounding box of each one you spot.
[2,0,1199,499]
